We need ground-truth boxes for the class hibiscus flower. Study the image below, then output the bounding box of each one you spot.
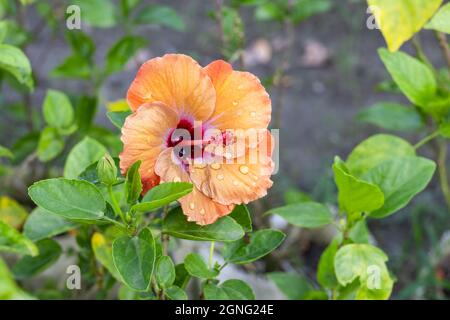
[120,54,274,225]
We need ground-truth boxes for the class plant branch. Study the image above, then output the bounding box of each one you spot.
[161,205,169,255]
[209,241,215,269]
[414,131,440,150]
[437,140,450,210]
[435,31,450,72]
[107,185,126,224]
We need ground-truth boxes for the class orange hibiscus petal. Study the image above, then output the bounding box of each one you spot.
[204,60,271,130]
[155,148,234,225]
[127,54,216,121]
[189,130,274,206]
[120,103,179,193]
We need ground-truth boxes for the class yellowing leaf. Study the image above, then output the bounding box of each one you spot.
[91,231,122,281]
[368,0,443,51]
[107,99,130,112]
[0,196,28,229]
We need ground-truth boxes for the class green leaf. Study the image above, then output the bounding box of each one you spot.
[291,0,332,24]
[12,239,61,279]
[0,196,28,229]
[368,0,443,52]
[317,239,339,289]
[174,263,190,289]
[348,220,370,244]
[378,48,437,108]
[425,3,450,33]
[0,145,13,159]
[346,134,415,177]
[0,21,7,43]
[223,229,285,264]
[75,96,97,134]
[51,55,91,79]
[165,285,188,300]
[78,157,122,185]
[23,207,77,242]
[112,228,156,291]
[91,231,122,281]
[283,188,312,204]
[120,0,141,17]
[42,89,74,130]
[221,279,255,300]
[105,35,147,74]
[11,132,39,164]
[439,122,450,138]
[125,160,142,204]
[357,102,423,132]
[267,202,333,228]
[334,243,393,300]
[107,110,131,129]
[333,158,384,214]
[228,205,252,232]
[156,255,176,288]
[133,182,193,212]
[28,178,105,221]
[64,136,107,179]
[204,279,255,300]
[72,0,117,28]
[364,156,436,218]
[0,221,38,256]
[203,283,229,300]
[184,253,218,279]
[163,206,244,242]
[0,44,33,90]
[134,5,185,31]
[65,30,95,60]
[0,257,33,299]
[37,127,64,162]
[268,272,314,300]
[254,2,285,21]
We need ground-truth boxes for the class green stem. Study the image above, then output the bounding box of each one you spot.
[161,206,169,255]
[435,31,450,73]
[412,36,436,72]
[414,131,440,150]
[209,241,215,270]
[102,216,127,231]
[437,141,450,210]
[107,185,126,224]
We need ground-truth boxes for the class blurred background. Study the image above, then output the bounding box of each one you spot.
[1,0,450,299]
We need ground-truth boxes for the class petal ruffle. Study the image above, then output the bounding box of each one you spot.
[127,54,216,121]
[203,60,271,130]
[189,130,274,206]
[155,148,234,225]
[120,103,179,193]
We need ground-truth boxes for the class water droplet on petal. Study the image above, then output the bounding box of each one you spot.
[189,202,195,210]
[232,101,238,106]
[233,180,239,186]
[173,177,181,182]
[239,165,249,175]
[217,174,224,181]
[200,208,205,215]
[210,163,221,170]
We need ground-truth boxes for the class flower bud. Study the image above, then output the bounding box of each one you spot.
[97,153,117,186]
